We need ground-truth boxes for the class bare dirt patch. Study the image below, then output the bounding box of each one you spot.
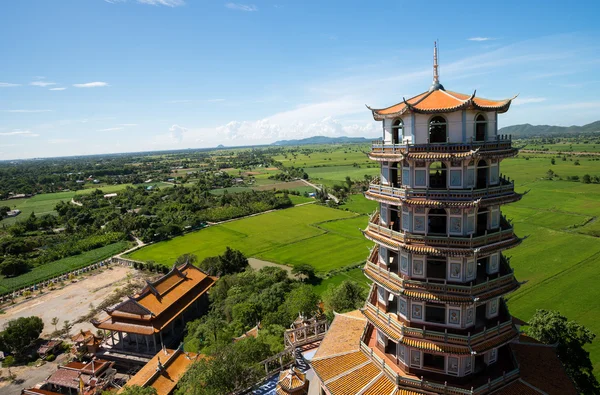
[0,266,135,337]
[248,258,294,277]
[252,180,306,191]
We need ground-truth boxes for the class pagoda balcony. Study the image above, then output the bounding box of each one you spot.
[365,250,518,295]
[369,135,517,162]
[366,176,519,203]
[365,214,517,250]
[360,329,519,395]
[364,286,515,346]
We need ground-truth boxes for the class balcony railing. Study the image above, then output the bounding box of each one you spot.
[367,176,517,201]
[364,298,514,347]
[366,215,516,249]
[371,135,514,156]
[364,258,517,297]
[360,340,520,395]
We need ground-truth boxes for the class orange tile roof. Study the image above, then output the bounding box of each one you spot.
[93,263,217,334]
[276,367,307,392]
[370,89,514,118]
[121,348,200,395]
[326,362,381,394]
[312,311,366,359]
[311,351,369,382]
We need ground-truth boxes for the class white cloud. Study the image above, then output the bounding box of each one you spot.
[137,0,185,6]
[0,130,40,137]
[49,87,67,91]
[169,124,188,143]
[97,127,125,132]
[513,97,547,106]
[30,81,57,87]
[73,81,109,88]
[225,3,257,11]
[468,37,494,42]
[4,109,52,113]
[0,82,20,87]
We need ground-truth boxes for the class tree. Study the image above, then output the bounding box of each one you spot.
[219,247,248,275]
[119,385,157,395]
[582,174,592,184]
[291,263,315,281]
[175,253,198,266]
[322,280,366,316]
[546,169,555,180]
[528,309,600,394]
[51,317,59,332]
[0,257,30,277]
[282,285,319,320]
[198,256,221,276]
[176,338,268,395]
[0,316,44,358]
[551,158,556,165]
[62,320,73,337]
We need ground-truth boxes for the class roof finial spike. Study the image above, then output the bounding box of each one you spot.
[433,40,439,84]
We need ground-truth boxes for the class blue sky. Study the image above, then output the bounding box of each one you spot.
[1,0,599,159]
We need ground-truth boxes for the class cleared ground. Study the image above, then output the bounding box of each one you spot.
[0,265,135,337]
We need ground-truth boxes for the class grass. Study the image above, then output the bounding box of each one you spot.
[128,204,373,274]
[340,194,378,215]
[0,184,135,226]
[0,241,129,294]
[304,165,379,187]
[313,267,370,296]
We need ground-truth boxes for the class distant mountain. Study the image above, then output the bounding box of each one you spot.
[499,121,600,137]
[271,136,372,146]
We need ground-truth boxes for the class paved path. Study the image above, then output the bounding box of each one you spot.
[70,198,82,206]
[300,179,339,203]
[116,236,145,257]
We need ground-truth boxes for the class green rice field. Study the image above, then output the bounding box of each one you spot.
[128,204,373,273]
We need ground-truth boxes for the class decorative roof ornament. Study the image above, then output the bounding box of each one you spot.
[430,41,445,92]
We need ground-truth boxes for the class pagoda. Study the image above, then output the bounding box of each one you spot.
[308,44,578,395]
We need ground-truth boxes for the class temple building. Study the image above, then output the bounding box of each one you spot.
[309,44,577,394]
[92,262,217,357]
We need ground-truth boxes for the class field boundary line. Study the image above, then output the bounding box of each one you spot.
[509,249,600,304]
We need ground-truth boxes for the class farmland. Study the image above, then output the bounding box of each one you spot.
[0,241,129,294]
[128,204,372,273]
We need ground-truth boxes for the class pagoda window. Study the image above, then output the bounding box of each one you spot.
[448,259,462,281]
[381,163,390,185]
[487,253,500,274]
[380,204,389,227]
[401,206,411,232]
[464,356,473,374]
[476,159,488,189]
[487,348,498,365]
[402,162,411,187]
[466,258,476,281]
[448,208,462,235]
[398,344,407,364]
[428,208,447,235]
[477,208,488,234]
[429,116,447,143]
[411,303,424,321]
[475,114,487,142]
[465,306,475,326]
[400,253,410,274]
[412,257,425,278]
[427,257,447,280]
[429,161,447,189]
[377,286,386,305]
[487,298,499,318]
[448,308,461,326]
[376,329,387,346]
[448,356,459,376]
[490,163,499,185]
[398,297,408,318]
[410,350,422,368]
[490,207,500,229]
[466,209,476,234]
[423,353,445,371]
[466,160,475,187]
[425,304,446,324]
[385,338,397,355]
[379,246,388,266]
[391,119,404,144]
[414,162,427,187]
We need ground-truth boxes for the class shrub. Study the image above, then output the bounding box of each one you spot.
[45,354,55,362]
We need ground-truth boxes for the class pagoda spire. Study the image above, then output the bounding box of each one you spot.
[430,41,444,91]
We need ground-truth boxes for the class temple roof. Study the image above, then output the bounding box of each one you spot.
[121,347,200,395]
[93,263,217,334]
[368,89,516,119]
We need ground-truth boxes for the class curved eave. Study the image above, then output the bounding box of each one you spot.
[362,229,523,257]
[364,190,523,208]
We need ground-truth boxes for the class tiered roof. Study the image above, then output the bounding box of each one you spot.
[93,262,217,335]
[368,89,516,120]
[122,347,200,395]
